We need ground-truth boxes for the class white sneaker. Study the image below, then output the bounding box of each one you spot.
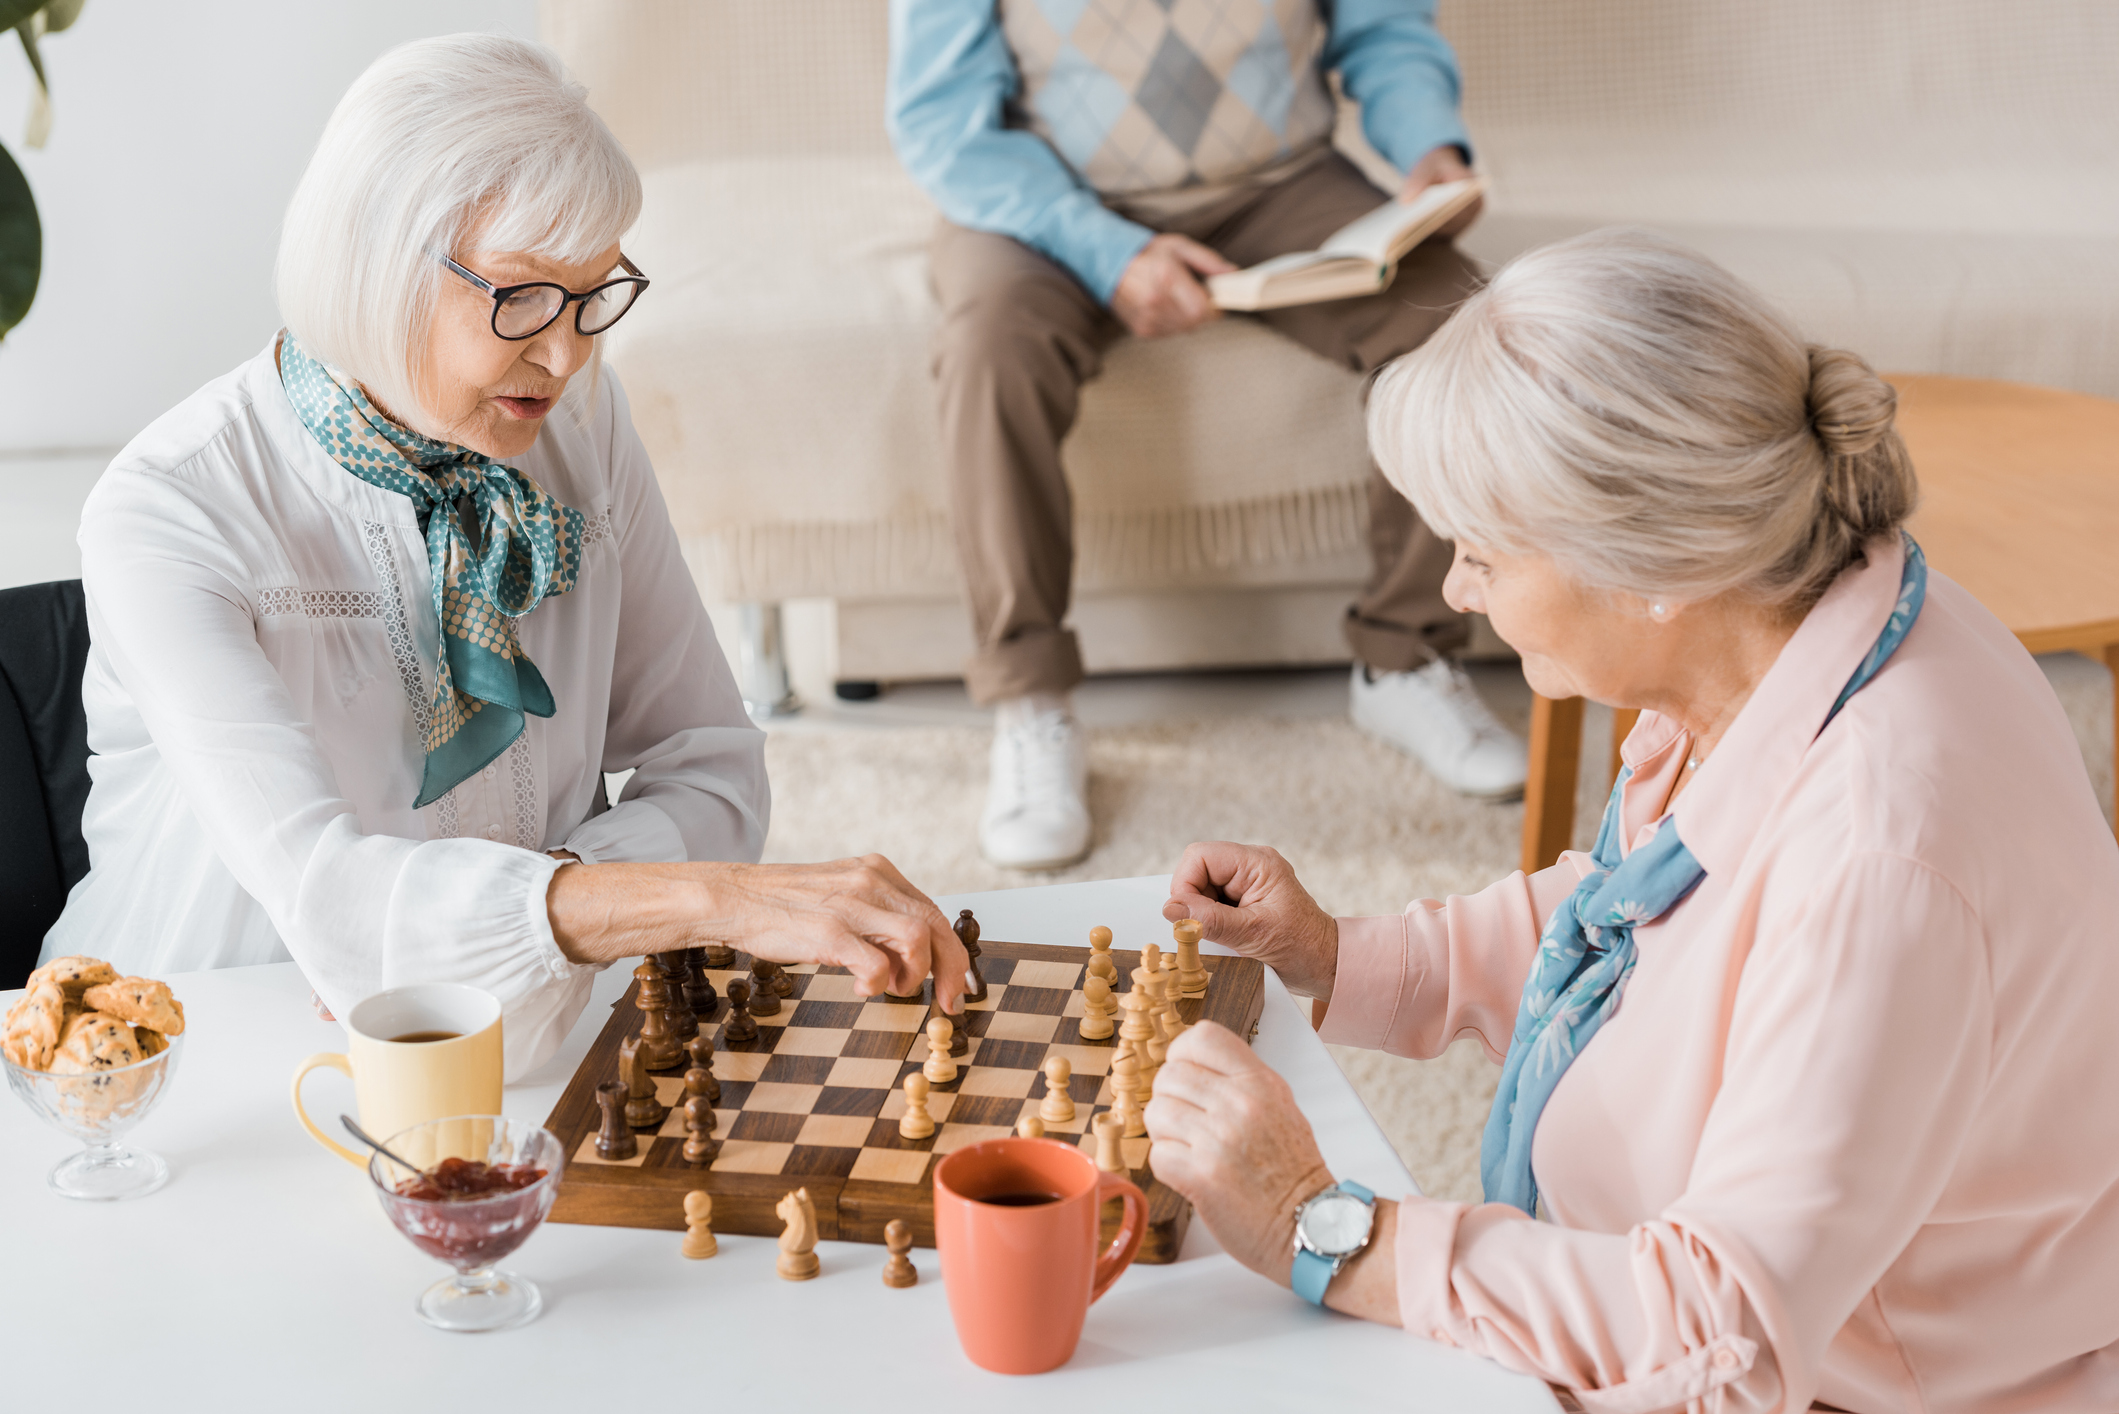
[1350,660,1528,800]
[980,699,1092,870]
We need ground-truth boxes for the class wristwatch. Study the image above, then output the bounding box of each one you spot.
[1290,1178,1376,1305]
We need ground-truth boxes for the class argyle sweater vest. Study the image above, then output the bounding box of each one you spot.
[1001,0,1337,195]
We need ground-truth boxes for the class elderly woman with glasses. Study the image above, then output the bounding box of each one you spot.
[1144,232,2119,1410]
[45,36,967,1075]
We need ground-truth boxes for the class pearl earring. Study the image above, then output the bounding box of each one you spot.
[1650,602,1668,621]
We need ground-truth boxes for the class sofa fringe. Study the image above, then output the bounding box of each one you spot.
[679,481,1372,605]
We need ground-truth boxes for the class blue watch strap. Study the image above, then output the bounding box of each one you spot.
[1291,1244,1336,1305]
[1292,1181,1376,1306]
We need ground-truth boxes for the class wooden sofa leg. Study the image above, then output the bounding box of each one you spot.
[1522,695,1583,875]
[735,602,799,721]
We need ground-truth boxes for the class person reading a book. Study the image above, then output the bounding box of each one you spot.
[888,0,1524,871]
[1147,230,2119,1410]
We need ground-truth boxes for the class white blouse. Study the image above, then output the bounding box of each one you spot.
[44,342,770,1077]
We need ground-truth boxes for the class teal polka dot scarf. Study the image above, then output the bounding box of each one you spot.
[1480,535,1928,1215]
[278,333,585,808]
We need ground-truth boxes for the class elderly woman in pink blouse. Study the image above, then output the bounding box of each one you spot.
[1147,230,2119,1412]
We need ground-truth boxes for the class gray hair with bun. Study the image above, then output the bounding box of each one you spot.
[1369,228,1918,613]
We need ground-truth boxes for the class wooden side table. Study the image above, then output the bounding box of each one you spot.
[1520,375,2119,874]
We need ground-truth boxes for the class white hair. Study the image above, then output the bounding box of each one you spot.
[275,34,641,430]
[1368,228,1917,612]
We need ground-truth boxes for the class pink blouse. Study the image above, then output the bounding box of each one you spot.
[1322,538,2119,1413]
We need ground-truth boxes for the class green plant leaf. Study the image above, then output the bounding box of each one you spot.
[40,0,86,33]
[0,0,42,33]
[0,136,39,338]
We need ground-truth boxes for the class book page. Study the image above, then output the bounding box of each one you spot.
[1317,177,1484,265]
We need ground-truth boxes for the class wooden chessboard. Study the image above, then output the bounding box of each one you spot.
[542,930,1266,1264]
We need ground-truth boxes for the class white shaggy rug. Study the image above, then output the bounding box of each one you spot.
[760,655,2114,1204]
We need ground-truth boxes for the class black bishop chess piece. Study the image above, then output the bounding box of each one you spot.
[682,945,720,1018]
[746,958,782,1017]
[955,909,988,1005]
[721,977,760,1044]
[635,956,685,1070]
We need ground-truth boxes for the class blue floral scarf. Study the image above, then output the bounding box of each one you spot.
[1480,535,1929,1215]
[279,333,584,808]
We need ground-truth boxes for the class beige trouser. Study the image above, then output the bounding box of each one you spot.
[929,151,1483,705]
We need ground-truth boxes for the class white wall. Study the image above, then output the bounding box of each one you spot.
[0,0,539,454]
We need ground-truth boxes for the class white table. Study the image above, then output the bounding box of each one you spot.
[3,875,1555,1411]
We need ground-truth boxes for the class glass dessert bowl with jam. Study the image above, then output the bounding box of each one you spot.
[366,1115,562,1332]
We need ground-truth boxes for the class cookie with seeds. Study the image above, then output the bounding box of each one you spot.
[3,982,70,1070]
[29,955,116,1001]
[133,1027,169,1059]
[50,1012,144,1073]
[82,977,185,1037]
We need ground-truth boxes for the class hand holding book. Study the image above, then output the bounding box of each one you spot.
[1207,175,1488,313]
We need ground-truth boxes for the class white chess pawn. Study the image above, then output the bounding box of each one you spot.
[922,1016,959,1084]
[899,1072,936,1139]
[1087,925,1118,986]
[1079,974,1115,1041]
[1039,1056,1076,1125]
[682,1190,718,1259]
[1016,1112,1046,1140]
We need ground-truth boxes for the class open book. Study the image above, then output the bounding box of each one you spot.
[1207,176,1486,312]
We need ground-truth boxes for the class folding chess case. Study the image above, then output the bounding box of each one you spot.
[542,938,1265,1264]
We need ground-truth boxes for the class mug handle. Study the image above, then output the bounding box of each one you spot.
[1089,1171,1148,1303]
[290,1052,365,1168]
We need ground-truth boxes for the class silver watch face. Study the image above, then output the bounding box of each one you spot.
[1301,1191,1373,1258]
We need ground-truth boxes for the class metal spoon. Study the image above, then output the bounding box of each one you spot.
[340,1114,425,1177]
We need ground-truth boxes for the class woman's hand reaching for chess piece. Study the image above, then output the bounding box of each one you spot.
[1145,1022,1399,1323]
[1161,841,1339,999]
[546,854,969,1012]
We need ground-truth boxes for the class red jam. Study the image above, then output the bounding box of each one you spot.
[393,1156,548,1203]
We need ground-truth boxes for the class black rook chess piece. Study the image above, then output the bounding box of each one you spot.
[722,978,760,1044]
[659,950,700,1042]
[595,1081,637,1161]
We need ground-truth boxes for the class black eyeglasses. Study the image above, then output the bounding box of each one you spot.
[437,251,650,340]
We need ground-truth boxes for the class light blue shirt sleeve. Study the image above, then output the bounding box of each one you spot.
[886,0,1153,304]
[1324,0,1473,174]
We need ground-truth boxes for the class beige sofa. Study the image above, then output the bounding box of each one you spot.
[543,0,2119,702]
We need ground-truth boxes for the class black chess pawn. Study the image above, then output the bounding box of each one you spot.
[722,978,760,1043]
[746,958,782,1017]
[699,940,735,969]
[682,1095,717,1165]
[595,1081,637,1161]
[659,949,700,1041]
[684,1033,722,1106]
[767,960,796,999]
[682,945,720,1018]
[955,909,988,1005]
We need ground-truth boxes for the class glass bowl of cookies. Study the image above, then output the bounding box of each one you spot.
[2,956,187,1200]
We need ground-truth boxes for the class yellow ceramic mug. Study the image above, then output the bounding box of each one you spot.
[291,984,503,1167]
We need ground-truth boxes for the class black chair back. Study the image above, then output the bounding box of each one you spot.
[0,580,91,988]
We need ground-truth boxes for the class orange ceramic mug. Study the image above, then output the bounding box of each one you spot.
[933,1137,1147,1374]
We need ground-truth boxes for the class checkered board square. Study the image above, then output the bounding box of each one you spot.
[542,930,1266,1264]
